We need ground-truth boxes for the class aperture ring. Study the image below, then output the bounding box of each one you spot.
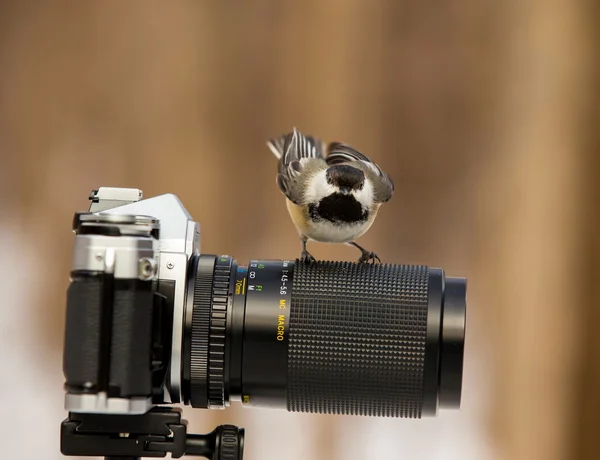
[189,255,216,408]
[207,255,233,408]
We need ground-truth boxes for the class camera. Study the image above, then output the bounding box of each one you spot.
[60,187,467,460]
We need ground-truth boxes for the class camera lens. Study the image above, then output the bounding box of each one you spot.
[181,255,466,417]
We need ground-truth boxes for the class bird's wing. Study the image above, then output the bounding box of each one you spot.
[326,142,395,203]
[267,127,326,204]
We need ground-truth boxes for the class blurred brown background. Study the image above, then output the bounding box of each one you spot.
[0,2,598,460]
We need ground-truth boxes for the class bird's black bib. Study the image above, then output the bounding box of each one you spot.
[309,193,368,224]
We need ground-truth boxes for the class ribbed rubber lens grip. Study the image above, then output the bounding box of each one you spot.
[288,262,431,418]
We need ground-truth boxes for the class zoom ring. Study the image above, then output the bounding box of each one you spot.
[207,255,232,408]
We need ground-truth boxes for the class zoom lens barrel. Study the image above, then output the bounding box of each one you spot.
[182,255,466,418]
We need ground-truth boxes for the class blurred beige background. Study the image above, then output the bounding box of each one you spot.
[0,2,598,460]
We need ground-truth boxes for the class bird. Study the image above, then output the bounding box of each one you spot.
[266,127,394,264]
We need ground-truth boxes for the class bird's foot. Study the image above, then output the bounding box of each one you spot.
[299,250,317,264]
[358,250,381,264]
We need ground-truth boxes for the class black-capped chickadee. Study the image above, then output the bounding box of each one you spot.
[267,127,394,264]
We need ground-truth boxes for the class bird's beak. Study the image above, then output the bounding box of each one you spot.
[340,187,351,195]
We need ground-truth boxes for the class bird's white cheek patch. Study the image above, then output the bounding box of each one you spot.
[354,179,374,211]
[305,170,336,203]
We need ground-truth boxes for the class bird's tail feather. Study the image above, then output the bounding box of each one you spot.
[266,135,286,160]
[267,127,325,163]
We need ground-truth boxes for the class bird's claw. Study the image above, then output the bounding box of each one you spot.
[358,251,381,264]
[299,250,317,264]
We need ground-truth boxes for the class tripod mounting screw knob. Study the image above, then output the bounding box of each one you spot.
[218,425,244,460]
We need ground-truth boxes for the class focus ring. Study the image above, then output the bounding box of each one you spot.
[288,261,430,418]
[189,255,216,408]
[207,256,232,408]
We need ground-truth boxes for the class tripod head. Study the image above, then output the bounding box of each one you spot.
[61,407,243,460]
